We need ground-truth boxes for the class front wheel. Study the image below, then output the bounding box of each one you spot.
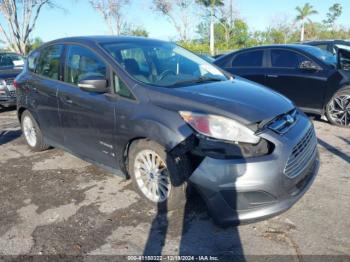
[21,110,50,151]
[325,87,350,127]
[127,139,189,211]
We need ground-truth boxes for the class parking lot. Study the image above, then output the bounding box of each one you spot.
[0,107,349,259]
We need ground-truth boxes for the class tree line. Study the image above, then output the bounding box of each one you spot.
[0,0,348,55]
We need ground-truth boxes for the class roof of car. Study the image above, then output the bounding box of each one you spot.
[238,44,319,50]
[216,44,320,59]
[45,35,168,46]
[214,44,333,64]
[303,39,350,44]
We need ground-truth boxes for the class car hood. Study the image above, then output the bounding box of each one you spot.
[150,78,295,125]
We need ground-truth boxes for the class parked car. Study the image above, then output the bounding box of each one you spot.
[303,39,350,55]
[214,44,350,127]
[15,36,319,225]
[0,52,24,109]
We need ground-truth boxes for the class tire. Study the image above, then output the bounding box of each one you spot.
[325,86,350,127]
[128,139,190,211]
[21,110,50,151]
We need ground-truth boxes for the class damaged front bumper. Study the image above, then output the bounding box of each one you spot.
[186,113,319,226]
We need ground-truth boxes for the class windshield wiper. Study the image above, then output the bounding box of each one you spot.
[172,76,223,86]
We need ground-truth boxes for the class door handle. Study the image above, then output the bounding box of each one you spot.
[267,74,279,78]
[62,96,73,104]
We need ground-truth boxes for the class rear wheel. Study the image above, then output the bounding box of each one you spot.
[128,139,189,211]
[326,87,350,127]
[21,110,50,151]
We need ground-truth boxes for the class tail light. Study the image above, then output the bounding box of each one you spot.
[13,79,19,88]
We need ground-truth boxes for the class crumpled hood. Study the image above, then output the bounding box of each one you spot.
[150,78,295,125]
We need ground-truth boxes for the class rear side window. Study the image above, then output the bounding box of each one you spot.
[64,45,107,86]
[36,45,63,80]
[232,50,264,67]
[271,49,306,68]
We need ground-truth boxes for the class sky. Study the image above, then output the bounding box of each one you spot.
[1,0,350,43]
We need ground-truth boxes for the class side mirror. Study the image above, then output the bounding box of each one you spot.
[78,76,108,93]
[299,60,321,72]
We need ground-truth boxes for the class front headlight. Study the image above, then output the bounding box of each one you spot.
[179,111,260,144]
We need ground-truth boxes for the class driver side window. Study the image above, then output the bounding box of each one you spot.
[64,45,107,86]
[270,49,307,68]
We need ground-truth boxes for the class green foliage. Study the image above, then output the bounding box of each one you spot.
[323,3,343,29]
[295,3,318,22]
[182,2,349,55]
[26,37,44,53]
[128,28,149,37]
[122,25,149,37]
[178,41,209,53]
[195,0,224,8]
[7,1,348,57]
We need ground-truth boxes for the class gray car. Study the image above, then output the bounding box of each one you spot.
[0,52,24,109]
[15,36,319,225]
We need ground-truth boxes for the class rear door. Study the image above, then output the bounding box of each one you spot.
[58,44,117,168]
[27,44,64,145]
[219,49,268,85]
[265,48,328,111]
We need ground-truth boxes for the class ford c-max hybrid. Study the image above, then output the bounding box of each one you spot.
[15,36,319,225]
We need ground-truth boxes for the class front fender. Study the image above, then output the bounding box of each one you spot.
[129,114,193,151]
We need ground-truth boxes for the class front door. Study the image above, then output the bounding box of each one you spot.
[265,49,329,111]
[58,44,117,168]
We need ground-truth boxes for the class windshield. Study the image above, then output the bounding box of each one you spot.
[0,53,24,69]
[101,41,227,87]
[303,46,337,65]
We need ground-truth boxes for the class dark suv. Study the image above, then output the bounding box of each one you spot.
[0,52,24,109]
[15,36,319,225]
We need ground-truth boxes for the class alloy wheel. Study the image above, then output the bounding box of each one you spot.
[23,116,37,147]
[328,94,350,127]
[134,149,171,203]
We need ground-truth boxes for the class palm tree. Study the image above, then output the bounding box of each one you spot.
[196,0,224,55]
[295,3,318,42]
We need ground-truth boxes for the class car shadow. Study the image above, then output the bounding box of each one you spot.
[0,129,22,146]
[337,136,350,146]
[143,148,246,260]
[0,106,16,113]
[318,138,350,164]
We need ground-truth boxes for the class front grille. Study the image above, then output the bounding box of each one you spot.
[284,126,317,178]
[9,90,16,97]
